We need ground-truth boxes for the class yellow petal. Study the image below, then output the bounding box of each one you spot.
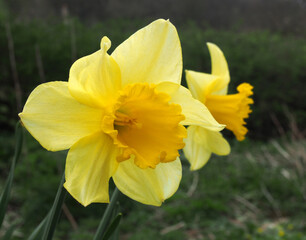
[113,157,182,206]
[183,126,230,171]
[19,82,103,151]
[112,19,182,86]
[185,70,220,102]
[206,42,230,95]
[64,132,118,206]
[69,36,121,108]
[155,82,224,131]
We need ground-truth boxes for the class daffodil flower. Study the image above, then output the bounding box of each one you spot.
[19,19,223,206]
[184,43,254,171]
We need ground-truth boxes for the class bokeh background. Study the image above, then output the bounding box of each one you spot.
[0,0,305,239]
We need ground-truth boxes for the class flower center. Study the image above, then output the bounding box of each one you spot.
[102,83,187,169]
[204,83,253,141]
[114,111,142,129]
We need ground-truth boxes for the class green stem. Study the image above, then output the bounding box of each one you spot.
[93,188,120,240]
[0,121,23,228]
[42,173,67,240]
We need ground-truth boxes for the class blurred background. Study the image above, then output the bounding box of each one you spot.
[0,0,305,239]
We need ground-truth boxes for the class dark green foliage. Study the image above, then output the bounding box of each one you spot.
[0,128,305,239]
[101,213,122,240]
[1,223,17,240]
[118,139,306,240]
[93,188,120,240]
[0,19,305,139]
[0,123,22,229]
[0,17,305,239]
[41,174,66,240]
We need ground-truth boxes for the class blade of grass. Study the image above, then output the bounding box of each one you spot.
[109,202,120,240]
[27,211,51,240]
[41,173,67,240]
[102,213,122,240]
[0,122,23,228]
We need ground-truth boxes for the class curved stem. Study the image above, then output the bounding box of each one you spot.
[42,173,67,240]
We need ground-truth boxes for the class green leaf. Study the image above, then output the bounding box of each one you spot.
[102,213,122,240]
[27,211,51,240]
[93,188,120,240]
[0,122,23,228]
[41,173,67,240]
[109,202,120,240]
[1,223,18,240]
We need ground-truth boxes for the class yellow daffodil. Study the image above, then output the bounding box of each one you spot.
[19,19,224,206]
[184,43,253,170]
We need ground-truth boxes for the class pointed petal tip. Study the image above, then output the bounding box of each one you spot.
[64,181,110,207]
[113,158,181,206]
[154,18,173,28]
[223,147,231,156]
[62,182,87,206]
[206,42,226,62]
[204,121,226,132]
[18,113,24,123]
[112,18,182,86]
[100,36,111,51]
[155,18,168,23]
[151,199,163,207]
[206,42,216,48]
[81,201,90,207]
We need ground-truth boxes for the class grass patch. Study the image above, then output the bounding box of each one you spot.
[0,130,305,239]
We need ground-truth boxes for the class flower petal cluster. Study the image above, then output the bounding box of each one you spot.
[19,19,223,206]
[184,43,254,171]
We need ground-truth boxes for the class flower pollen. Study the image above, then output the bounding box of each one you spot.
[114,111,143,129]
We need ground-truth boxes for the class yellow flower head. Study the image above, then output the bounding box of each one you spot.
[184,43,253,170]
[19,20,223,206]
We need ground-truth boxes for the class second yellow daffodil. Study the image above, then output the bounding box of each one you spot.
[184,43,253,170]
[19,20,224,206]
